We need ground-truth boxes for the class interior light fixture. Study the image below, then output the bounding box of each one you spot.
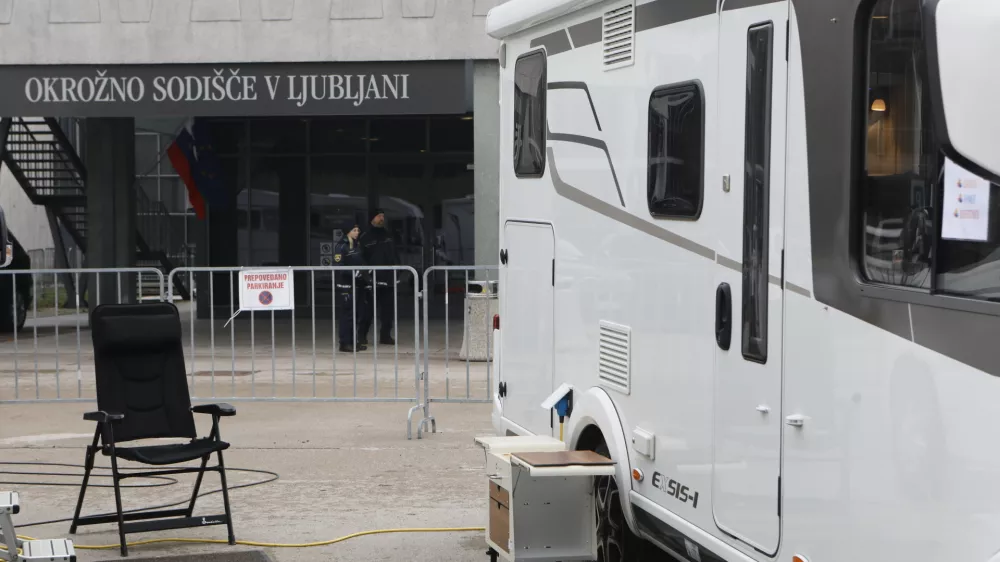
[871,98,886,112]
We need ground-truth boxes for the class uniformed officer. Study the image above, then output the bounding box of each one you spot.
[358,209,399,346]
[334,224,369,352]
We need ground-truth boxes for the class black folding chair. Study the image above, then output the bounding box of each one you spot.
[69,302,236,557]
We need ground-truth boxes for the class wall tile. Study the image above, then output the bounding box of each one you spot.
[472,0,503,16]
[190,0,241,21]
[401,0,434,18]
[50,0,101,23]
[330,0,383,20]
[0,0,12,24]
[118,0,153,23]
[260,0,294,20]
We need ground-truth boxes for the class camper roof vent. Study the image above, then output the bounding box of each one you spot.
[602,2,635,70]
[598,321,631,395]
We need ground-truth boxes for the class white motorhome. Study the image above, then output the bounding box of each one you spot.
[486,0,1000,560]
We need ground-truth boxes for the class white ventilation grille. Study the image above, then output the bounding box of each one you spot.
[598,321,631,395]
[602,2,635,70]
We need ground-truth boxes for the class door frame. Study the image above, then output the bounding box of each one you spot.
[711,1,790,556]
[499,219,556,436]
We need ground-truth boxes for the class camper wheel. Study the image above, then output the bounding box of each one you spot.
[580,429,642,562]
[594,440,627,562]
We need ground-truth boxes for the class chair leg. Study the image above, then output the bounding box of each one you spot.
[216,450,236,545]
[108,448,128,557]
[69,429,100,534]
[186,454,211,517]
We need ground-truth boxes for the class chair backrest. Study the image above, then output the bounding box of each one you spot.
[90,302,197,443]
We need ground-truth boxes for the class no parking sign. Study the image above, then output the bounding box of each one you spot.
[224,268,295,326]
[238,268,295,312]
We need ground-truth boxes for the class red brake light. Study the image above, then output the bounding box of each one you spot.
[493,314,500,330]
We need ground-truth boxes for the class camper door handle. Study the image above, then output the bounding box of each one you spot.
[715,283,732,350]
[785,414,807,427]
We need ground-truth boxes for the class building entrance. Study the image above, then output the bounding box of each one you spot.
[0,60,483,317]
[208,116,474,308]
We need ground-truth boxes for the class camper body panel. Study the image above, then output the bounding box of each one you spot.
[498,2,728,543]
[490,0,1000,561]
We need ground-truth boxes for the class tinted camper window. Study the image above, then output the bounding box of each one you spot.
[742,23,773,363]
[647,83,704,218]
[513,51,546,177]
[862,0,1000,301]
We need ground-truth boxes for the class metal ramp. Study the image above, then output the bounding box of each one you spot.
[0,491,76,562]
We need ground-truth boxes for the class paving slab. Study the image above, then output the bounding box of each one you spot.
[0,401,496,561]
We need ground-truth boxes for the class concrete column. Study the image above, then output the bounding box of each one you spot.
[85,118,136,309]
[473,60,500,276]
[44,208,77,307]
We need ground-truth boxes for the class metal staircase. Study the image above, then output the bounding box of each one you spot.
[135,186,191,300]
[0,117,190,300]
[1,118,87,251]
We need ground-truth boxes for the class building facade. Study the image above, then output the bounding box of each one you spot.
[0,0,504,300]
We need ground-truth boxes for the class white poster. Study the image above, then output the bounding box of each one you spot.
[238,268,294,312]
[942,158,992,242]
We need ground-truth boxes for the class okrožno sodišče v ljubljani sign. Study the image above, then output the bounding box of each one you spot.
[0,61,470,116]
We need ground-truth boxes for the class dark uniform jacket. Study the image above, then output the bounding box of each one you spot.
[334,238,367,290]
[359,226,398,285]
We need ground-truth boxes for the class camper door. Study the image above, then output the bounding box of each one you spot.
[501,221,555,436]
[712,0,789,555]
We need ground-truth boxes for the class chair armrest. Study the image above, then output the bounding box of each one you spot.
[191,403,236,417]
[84,411,124,423]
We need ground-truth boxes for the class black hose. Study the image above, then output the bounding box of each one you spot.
[0,461,280,528]
[1,461,180,488]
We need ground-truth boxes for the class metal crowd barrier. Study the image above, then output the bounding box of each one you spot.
[166,266,421,409]
[0,265,501,441]
[410,265,499,439]
[0,267,165,403]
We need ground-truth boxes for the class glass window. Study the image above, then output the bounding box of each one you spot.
[430,116,474,153]
[309,156,368,245]
[208,120,247,156]
[310,118,366,153]
[742,22,773,363]
[376,163,427,272]
[431,162,475,266]
[138,177,159,205]
[513,51,546,177]
[250,119,307,154]
[134,132,159,177]
[862,0,1000,300]
[937,179,1000,299]
[647,83,704,218]
[369,118,427,153]
[156,177,187,214]
[862,0,934,289]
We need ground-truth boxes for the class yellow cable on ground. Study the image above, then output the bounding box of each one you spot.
[16,527,485,551]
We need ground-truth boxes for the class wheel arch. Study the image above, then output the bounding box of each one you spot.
[566,386,637,533]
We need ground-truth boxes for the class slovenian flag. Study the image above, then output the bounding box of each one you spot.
[167,118,227,220]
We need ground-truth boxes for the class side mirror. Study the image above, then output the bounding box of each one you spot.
[0,206,11,268]
[925,0,1000,182]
